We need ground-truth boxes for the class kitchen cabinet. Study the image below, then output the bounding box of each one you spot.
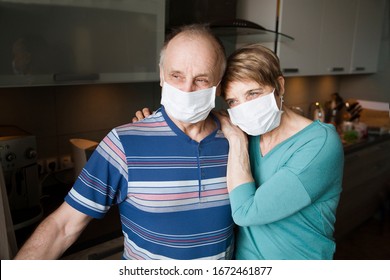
[349,0,385,73]
[276,0,384,76]
[335,136,390,239]
[277,0,323,76]
[0,0,165,87]
[317,0,357,75]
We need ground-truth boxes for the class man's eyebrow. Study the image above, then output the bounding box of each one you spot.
[194,72,214,80]
[194,74,210,79]
[168,70,182,74]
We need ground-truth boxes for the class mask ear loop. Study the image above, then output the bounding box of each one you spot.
[214,80,222,90]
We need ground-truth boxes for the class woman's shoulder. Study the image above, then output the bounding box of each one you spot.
[283,111,341,146]
[301,120,343,151]
[310,120,339,138]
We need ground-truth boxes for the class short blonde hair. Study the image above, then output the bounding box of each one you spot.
[221,44,283,97]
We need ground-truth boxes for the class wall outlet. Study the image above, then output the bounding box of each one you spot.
[37,159,45,175]
[60,155,74,170]
[46,157,58,173]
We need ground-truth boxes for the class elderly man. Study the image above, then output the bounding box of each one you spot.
[14,24,234,260]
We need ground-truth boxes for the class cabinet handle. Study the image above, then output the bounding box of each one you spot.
[329,67,344,72]
[53,73,100,82]
[354,67,365,71]
[283,68,299,74]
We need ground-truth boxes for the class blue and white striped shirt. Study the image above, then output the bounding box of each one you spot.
[65,107,235,259]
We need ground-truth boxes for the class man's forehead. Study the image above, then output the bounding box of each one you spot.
[165,56,216,77]
[166,64,213,75]
[163,35,220,78]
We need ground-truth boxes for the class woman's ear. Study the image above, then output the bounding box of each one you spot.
[277,76,285,96]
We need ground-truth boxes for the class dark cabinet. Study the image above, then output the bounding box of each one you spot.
[167,0,237,28]
[335,137,390,239]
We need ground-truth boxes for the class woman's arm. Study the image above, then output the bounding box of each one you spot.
[214,111,254,191]
[228,129,343,226]
[216,112,343,226]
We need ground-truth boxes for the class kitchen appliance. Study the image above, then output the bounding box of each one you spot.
[210,18,294,39]
[0,126,42,230]
[69,138,98,181]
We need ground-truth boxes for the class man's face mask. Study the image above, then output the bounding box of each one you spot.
[161,81,216,123]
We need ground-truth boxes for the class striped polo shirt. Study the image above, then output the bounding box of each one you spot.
[65,107,235,259]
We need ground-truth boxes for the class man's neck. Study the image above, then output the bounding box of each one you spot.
[170,115,216,142]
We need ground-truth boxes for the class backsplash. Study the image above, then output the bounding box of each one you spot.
[0,82,161,160]
[283,75,340,117]
[0,72,388,162]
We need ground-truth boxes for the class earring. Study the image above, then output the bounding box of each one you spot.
[280,95,284,110]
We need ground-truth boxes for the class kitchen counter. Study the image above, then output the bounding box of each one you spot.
[343,133,390,155]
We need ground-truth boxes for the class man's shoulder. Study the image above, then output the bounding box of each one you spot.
[114,110,173,136]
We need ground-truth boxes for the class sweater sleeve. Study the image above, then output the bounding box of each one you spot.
[229,123,344,226]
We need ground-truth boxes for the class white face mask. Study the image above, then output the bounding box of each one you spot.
[161,82,216,123]
[227,89,283,136]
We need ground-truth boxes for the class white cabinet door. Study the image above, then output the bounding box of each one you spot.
[234,0,384,76]
[350,0,385,73]
[277,0,323,76]
[317,0,357,75]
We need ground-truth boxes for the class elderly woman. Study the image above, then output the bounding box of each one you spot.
[216,43,344,260]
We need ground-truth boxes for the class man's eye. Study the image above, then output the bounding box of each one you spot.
[195,78,209,85]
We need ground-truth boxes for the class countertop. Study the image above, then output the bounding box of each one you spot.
[343,133,390,155]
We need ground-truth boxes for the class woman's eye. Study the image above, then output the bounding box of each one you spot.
[226,99,237,107]
[248,91,260,97]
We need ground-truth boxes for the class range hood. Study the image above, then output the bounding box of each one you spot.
[210,18,294,42]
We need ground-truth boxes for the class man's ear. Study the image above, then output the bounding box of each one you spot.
[159,65,164,87]
[216,86,222,97]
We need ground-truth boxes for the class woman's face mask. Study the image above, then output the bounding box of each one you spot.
[161,81,216,123]
[227,89,284,136]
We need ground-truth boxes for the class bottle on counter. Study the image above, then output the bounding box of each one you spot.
[312,102,325,122]
[325,92,345,133]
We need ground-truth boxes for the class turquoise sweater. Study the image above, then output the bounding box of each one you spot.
[230,121,344,259]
